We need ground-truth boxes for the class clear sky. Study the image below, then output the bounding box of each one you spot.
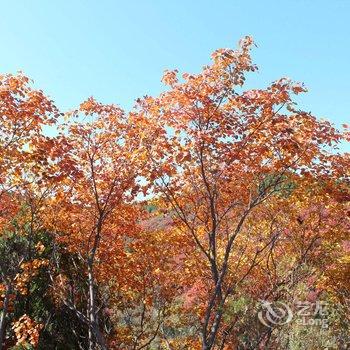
[1,0,349,149]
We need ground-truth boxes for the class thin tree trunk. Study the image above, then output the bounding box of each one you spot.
[0,284,11,350]
[87,259,107,350]
[88,262,96,350]
[87,276,94,350]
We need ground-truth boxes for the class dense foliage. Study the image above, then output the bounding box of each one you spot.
[0,38,349,349]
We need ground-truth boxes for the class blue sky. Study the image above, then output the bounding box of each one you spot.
[1,0,349,149]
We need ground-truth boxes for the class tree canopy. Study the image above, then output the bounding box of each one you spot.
[0,38,349,350]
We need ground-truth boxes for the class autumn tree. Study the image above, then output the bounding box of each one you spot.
[0,73,59,349]
[0,40,348,350]
[47,98,148,349]
[136,36,347,349]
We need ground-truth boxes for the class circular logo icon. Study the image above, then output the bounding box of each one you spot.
[258,300,293,327]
